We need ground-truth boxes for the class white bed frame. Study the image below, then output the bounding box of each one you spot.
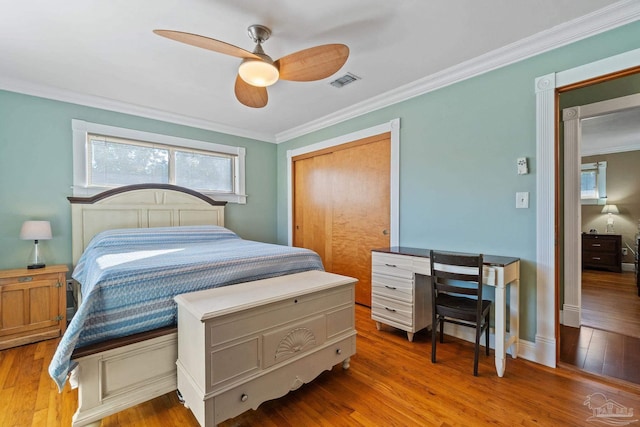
[66,184,226,427]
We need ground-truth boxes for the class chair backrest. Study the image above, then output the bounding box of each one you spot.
[430,250,484,301]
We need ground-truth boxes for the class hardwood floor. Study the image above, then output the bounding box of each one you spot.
[560,325,640,385]
[560,270,640,386]
[581,270,640,338]
[3,305,640,426]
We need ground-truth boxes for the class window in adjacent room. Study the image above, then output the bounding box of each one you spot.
[580,161,606,205]
[72,120,246,203]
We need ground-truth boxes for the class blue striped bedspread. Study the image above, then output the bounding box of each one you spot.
[49,225,324,390]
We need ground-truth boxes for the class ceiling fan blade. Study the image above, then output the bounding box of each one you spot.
[275,44,349,82]
[235,75,268,108]
[153,29,261,60]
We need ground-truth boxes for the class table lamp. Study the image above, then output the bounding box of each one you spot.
[601,204,619,234]
[20,220,52,269]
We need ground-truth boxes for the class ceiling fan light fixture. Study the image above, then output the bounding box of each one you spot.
[238,59,279,87]
[154,25,349,106]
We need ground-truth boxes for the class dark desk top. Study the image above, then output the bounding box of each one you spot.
[372,247,520,267]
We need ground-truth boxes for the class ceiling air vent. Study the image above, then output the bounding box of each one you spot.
[330,72,360,88]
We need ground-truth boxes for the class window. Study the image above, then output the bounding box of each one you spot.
[580,161,606,205]
[73,120,246,203]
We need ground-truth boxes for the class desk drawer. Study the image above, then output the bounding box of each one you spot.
[371,295,412,327]
[372,253,414,279]
[372,274,413,303]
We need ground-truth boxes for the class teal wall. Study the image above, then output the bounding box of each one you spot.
[276,21,640,342]
[0,91,277,272]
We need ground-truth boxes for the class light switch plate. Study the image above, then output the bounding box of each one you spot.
[516,192,529,208]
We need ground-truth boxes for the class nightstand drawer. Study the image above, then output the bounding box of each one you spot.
[582,240,617,253]
[583,252,618,267]
[0,272,63,286]
[581,234,621,272]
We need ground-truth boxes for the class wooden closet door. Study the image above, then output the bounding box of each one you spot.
[293,153,333,261]
[293,133,390,306]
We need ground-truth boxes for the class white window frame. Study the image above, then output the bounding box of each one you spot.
[72,119,246,203]
[580,161,606,205]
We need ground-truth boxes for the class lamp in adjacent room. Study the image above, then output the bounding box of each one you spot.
[19,220,52,269]
[601,204,619,234]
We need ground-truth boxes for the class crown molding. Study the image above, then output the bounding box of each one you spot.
[0,76,276,143]
[275,0,640,143]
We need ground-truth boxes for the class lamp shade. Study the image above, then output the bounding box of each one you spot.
[601,204,619,214]
[20,221,52,240]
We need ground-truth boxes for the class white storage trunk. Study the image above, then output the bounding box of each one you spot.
[174,270,357,427]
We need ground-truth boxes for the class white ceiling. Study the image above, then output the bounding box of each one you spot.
[582,107,640,154]
[0,0,632,142]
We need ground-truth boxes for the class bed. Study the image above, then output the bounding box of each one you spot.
[51,184,324,427]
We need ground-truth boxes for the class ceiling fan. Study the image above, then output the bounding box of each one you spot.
[153,25,349,108]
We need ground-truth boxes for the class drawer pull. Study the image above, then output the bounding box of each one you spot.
[384,307,397,313]
[241,393,248,402]
[18,276,33,283]
[592,257,601,260]
[336,348,342,355]
[385,263,397,268]
[592,244,601,247]
[384,285,397,290]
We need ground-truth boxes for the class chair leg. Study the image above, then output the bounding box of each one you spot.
[431,317,437,363]
[474,325,481,376]
[485,312,490,356]
[439,316,444,343]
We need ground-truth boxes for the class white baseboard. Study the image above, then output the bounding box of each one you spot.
[622,262,635,272]
[561,304,580,328]
[516,339,536,359]
[518,338,553,366]
[442,324,552,368]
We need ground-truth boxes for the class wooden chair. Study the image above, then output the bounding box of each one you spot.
[430,250,491,376]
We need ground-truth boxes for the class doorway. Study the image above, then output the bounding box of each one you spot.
[561,90,640,328]
[558,72,640,384]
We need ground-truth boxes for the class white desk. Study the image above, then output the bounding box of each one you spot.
[371,247,520,377]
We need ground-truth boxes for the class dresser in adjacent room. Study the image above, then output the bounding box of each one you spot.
[582,234,622,273]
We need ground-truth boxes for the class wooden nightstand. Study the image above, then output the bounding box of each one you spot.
[582,234,622,273]
[0,265,68,350]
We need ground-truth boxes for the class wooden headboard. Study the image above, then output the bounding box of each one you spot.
[68,184,227,264]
